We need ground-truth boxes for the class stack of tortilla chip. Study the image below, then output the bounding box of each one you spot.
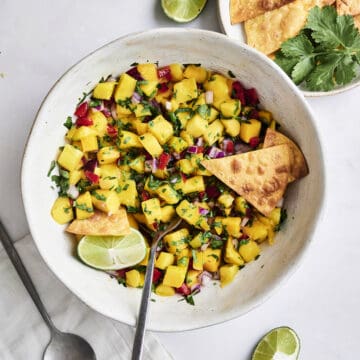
[230,0,360,55]
[201,129,308,216]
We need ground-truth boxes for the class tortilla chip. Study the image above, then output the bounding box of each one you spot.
[263,128,308,182]
[354,14,360,29]
[66,208,130,236]
[337,0,360,15]
[244,0,335,55]
[201,145,291,216]
[230,0,295,24]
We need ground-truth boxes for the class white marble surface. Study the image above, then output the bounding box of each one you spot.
[0,1,359,359]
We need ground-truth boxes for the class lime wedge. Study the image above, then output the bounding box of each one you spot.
[252,327,300,360]
[77,228,146,270]
[161,0,207,23]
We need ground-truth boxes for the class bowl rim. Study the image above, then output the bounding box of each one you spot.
[21,27,326,332]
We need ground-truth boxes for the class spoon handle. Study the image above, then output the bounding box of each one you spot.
[132,217,182,360]
[0,221,56,333]
[131,242,157,360]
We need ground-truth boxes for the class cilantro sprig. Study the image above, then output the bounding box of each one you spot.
[275,6,360,91]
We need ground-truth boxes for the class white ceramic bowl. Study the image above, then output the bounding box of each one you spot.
[22,28,324,332]
[217,0,360,97]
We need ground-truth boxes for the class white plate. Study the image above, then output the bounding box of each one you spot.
[217,0,360,97]
[22,28,324,332]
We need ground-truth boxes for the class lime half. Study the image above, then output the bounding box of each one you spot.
[161,0,207,23]
[77,228,146,270]
[252,327,300,360]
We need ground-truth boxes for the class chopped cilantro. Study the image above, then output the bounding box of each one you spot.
[63,116,73,130]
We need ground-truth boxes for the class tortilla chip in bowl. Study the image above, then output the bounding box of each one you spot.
[21,29,324,331]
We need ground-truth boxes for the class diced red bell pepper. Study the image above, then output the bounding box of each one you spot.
[249,136,260,149]
[249,109,259,119]
[84,170,99,184]
[198,191,206,200]
[76,117,93,127]
[240,233,249,240]
[126,67,143,81]
[141,191,150,201]
[157,66,172,81]
[102,108,111,118]
[224,140,234,153]
[181,173,187,183]
[245,88,259,106]
[176,283,191,296]
[74,102,88,117]
[152,268,162,284]
[107,124,118,137]
[158,153,171,170]
[232,81,246,105]
[206,185,220,199]
[196,146,204,154]
[157,83,169,93]
[116,269,127,278]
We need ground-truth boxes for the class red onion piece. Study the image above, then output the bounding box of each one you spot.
[111,103,118,120]
[276,198,284,207]
[131,92,142,104]
[67,185,79,199]
[241,217,250,227]
[199,271,212,286]
[196,137,204,147]
[200,243,209,251]
[83,159,98,172]
[198,207,209,216]
[187,146,199,154]
[207,146,224,158]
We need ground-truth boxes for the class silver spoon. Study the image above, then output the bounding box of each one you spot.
[131,217,182,360]
[0,221,96,360]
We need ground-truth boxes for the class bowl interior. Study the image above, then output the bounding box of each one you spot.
[22,28,324,331]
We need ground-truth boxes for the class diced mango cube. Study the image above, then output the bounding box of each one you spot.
[189,232,210,249]
[156,184,181,205]
[192,250,204,270]
[51,197,74,224]
[186,269,201,287]
[204,74,230,104]
[239,240,260,262]
[99,164,120,190]
[203,119,224,146]
[221,119,241,137]
[163,265,186,288]
[183,65,208,83]
[118,130,143,149]
[141,198,162,224]
[69,170,83,186]
[137,63,158,81]
[117,180,139,209]
[148,115,174,145]
[155,252,175,270]
[155,284,175,297]
[97,146,120,165]
[89,110,108,137]
[218,193,235,208]
[129,156,145,174]
[164,228,189,254]
[114,73,137,102]
[91,190,120,214]
[239,119,262,143]
[93,81,116,100]
[234,196,248,215]
[176,200,209,231]
[58,144,84,172]
[244,220,268,242]
[161,205,176,223]
[185,114,208,138]
[138,133,163,158]
[126,269,142,288]
[74,191,94,220]
[180,130,194,146]
[169,63,184,81]
[203,248,222,272]
[140,80,158,98]
[220,264,239,287]
[168,136,188,154]
[224,237,244,266]
[220,99,241,117]
[81,135,98,152]
[173,78,198,103]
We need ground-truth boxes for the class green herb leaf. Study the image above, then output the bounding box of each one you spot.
[275,6,360,91]
[63,116,73,130]
[47,160,56,177]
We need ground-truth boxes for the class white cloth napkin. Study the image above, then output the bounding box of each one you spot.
[0,234,173,360]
